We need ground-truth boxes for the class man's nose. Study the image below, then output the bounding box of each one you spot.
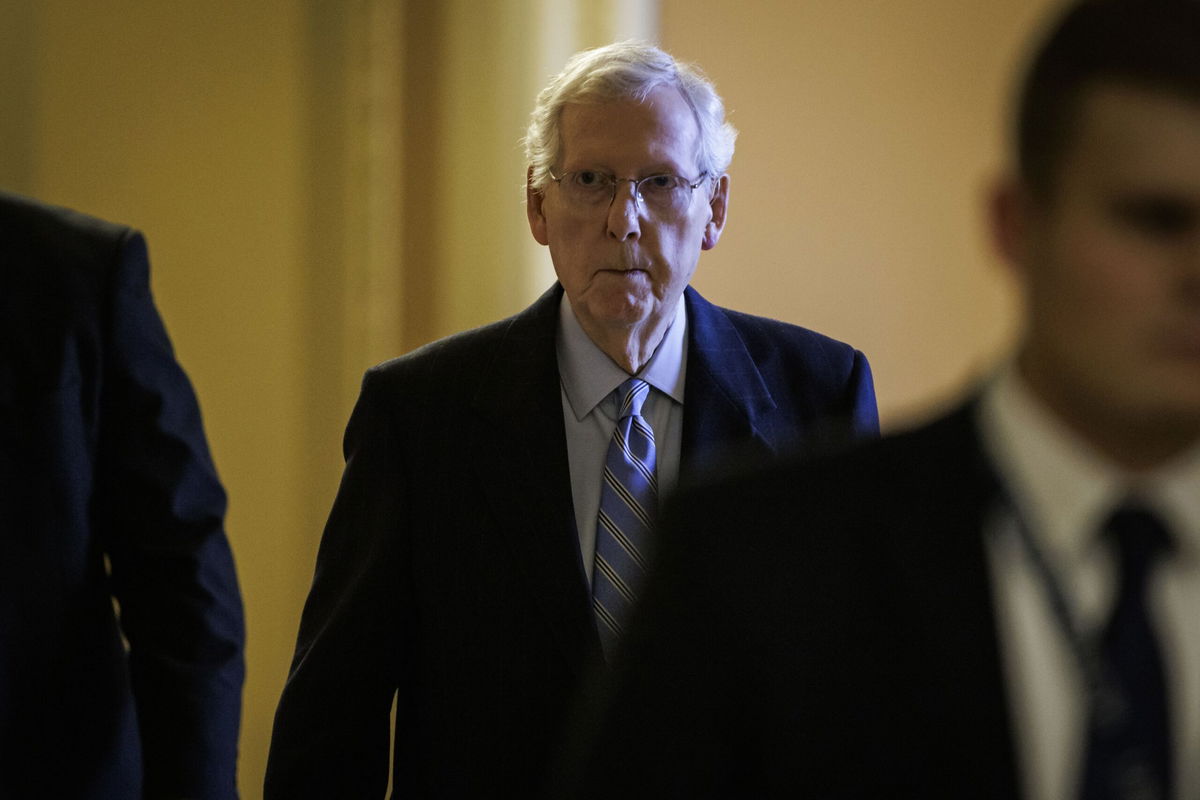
[606,180,642,242]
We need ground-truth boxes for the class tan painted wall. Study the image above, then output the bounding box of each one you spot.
[662,0,1057,426]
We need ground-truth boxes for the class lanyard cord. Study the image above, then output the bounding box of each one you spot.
[998,495,1109,702]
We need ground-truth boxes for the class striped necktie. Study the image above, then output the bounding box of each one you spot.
[593,378,657,659]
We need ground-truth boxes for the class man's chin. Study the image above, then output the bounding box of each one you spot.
[582,291,656,326]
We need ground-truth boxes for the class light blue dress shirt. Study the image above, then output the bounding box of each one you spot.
[556,293,687,585]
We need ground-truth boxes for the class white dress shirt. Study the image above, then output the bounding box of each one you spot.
[555,293,687,584]
[978,366,1200,800]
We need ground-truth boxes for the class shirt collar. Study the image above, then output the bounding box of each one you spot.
[980,364,1200,564]
[556,292,688,422]
[1145,440,1200,561]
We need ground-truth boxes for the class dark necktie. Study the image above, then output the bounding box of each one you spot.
[1079,505,1174,800]
[592,378,657,659]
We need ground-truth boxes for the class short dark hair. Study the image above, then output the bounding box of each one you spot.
[1015,0,1200,197]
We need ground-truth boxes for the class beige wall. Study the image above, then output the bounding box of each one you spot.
[3,0,1061,794]
[663,0,1056,426]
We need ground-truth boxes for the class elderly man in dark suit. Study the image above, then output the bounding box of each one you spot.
[265,41,878,798]
[574,3,1200,798]
[0,191,245,799]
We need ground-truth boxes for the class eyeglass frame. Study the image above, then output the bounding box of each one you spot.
[545,168,713,215]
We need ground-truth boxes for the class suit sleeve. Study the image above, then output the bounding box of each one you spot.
[93,230,245,799]
[265,369,408,799]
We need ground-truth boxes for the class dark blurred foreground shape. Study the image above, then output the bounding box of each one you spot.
[0,190,245,799]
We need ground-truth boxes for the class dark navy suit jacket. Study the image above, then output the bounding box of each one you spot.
[265,283,878,798]
[0,192,245,799]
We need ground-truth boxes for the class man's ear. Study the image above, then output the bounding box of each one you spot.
[989,174,1033,273]
[527,167,550,246]
[702,174,730,251]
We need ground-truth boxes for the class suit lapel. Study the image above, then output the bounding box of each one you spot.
[467,285,799,675]
[470,286,604,674]
[679,288,779,481]
[885,403,1022,797]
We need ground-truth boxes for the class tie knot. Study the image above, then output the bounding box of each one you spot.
[616,378,651,420]
[1105,504,1174,592]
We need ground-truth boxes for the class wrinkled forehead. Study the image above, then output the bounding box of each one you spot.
[556,87,702,171]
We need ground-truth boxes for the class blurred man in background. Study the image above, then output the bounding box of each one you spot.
[575,2,1200,797]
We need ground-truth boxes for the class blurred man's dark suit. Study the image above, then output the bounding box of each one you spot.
[0,191,245,799]
[265,282,878,798]
[572,401,1025,798]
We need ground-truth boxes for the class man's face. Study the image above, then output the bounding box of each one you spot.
[998,84,1200,466]
[527,85,728,343]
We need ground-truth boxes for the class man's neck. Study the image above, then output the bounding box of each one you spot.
[579,314,674,375]
[1017,353,1200,473]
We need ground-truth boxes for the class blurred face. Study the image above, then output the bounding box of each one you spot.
[527,85,728,346]
[995,84,1200,468]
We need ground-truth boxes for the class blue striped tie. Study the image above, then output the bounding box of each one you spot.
[593,378,657,659]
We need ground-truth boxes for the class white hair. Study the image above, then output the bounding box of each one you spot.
[523,41,738,191]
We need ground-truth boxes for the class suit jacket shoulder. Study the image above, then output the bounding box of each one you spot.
[360,284,559,410]
[702,299,868,380]
[0,190,139,302]
[681,288,878,474]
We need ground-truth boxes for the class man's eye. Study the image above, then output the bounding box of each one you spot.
[644,175,676,191]
[1113,196,1198,238]
[574,171,603,187]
